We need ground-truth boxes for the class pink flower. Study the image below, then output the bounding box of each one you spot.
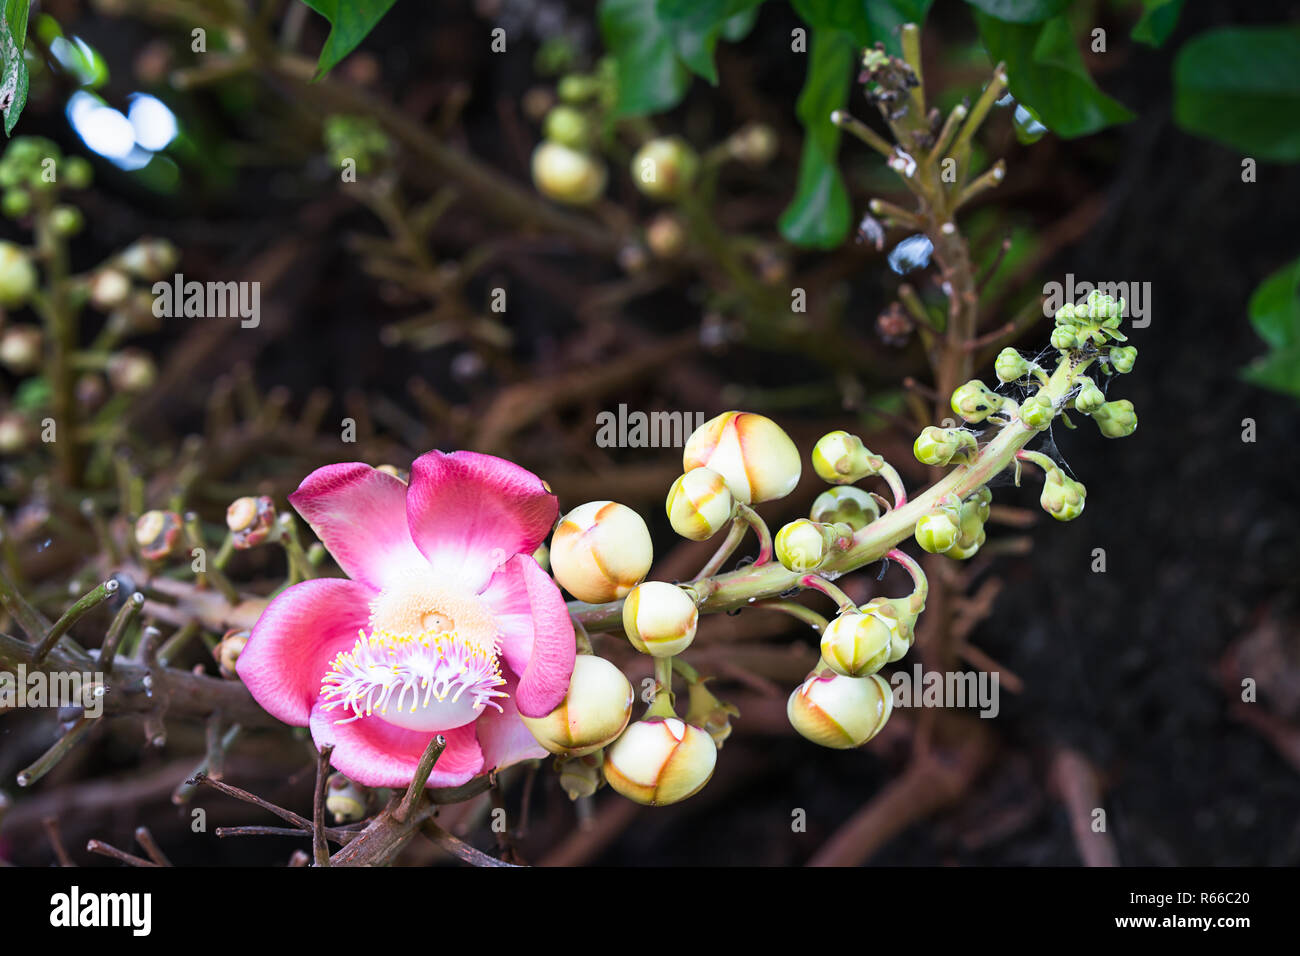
[236,451,575,789]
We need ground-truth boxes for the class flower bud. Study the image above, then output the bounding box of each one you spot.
[645,212,687,259]
[915,500,960,554]
[860,595,922,663]
[820,611,892,677]
[0,325,41,372]
[558,751,605,800]
[135,510,183,561]
[214,628,249,679]
[1040,468,1086,521]
[226,495,277,548]
[1109,346,1137,374]
[88,268,131,310]
[1092,399,1137,438]
[809,485,879,530]
[622,581,698,657]
[665,466,734,541]
[0,410,30,453]
[551,501,653,602]
[788,672,893,749]
[913,425,978,466]
[994,347,1030,383]
[0,241,36,307]
[947,495,988,560]
[521,654,634,756]
[1018,390,1055,430]
[543,105,591,148]
[531,141,607,206]
[685,679,739,749]
[950,380,1003,423]
[775,518,843,573]
[106,349,157,393]
[726,123,778,165]
[1050,325,1077,350]
[2,189,29,218]
[51,205,83,237]
[630,137,698,201]
[603,716,717,806]
[811,430,882,485]
[118,238,179,281]
[325,773,370,824]
[532,542,550,572]
[1074,377,1105,414]
[683,411,801,504]
[64,157,93,189]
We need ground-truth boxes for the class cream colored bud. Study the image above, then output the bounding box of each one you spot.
[520,655,634,757]
[106,349,157,393]
[774,518,834,572]
[603,717,717,806]
[811,430,881,485]
[0,325,41,373]
[532,141,607,206]
[0,241,36,307]
[551,501,653,602]
[820,612,892,677]
[88,268,131,309]
[622,581,698,657]
[134,510,183,561]
[665,466,734,541]
[215,628,249,679]
[0,411,29,453]
[630,137,698,201]
[788,672,893,749]
[226,495,277,548]
[683,411,801,504]
[325,773,370,824]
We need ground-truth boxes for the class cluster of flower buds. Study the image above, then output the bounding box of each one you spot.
[1051,290,1128,351]
[0,137,91,246]
[531,67,611,206]
[226,495,278,548]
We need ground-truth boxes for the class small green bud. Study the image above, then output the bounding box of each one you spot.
[1019,391,1055,430]
[1109,346,1137,374]
[557,74,601,102]
[532,142,607,206]
[915,508,959,554]
[810,485,879,530]
[811,430,882,484]
[64,157,93,189]
[951,379,1004,423]
[1040,468,1086,521]
[630,137,698,202]
[1,189,29,218]
[1050,325,1077,351]
[994,347,1029,383]
[946,494,988,559]
[1092,399,1137,438]
[51,205,83,237]
[1074,377,1105,414]
[913,425,978,467]
[1055,302,1077,323]
[543,105,591,148]
[0,241,37,307]
[775,518,842,573]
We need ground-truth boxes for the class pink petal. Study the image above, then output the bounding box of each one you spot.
[310,702,485,789]
[481,553,575,719]
[236,578,374,727]
[477,673,548,771]
[406,450,557,591]
[289,463,427,591]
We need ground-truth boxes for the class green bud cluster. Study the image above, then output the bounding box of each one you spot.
[913,425,978,467]
[1073,376,1105,414]
[1052,290,1129,351]
[323,115,392,176]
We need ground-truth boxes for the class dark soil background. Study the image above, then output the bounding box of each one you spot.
[1,0,1297,866]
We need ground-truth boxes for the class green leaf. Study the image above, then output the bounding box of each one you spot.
[1,0,31,135]
[963,0,1066,24]
[600,0,691,115]
[792,1,933,56]
[1173,25,1300,162]
[1130,0,1184,48]
[654,0,766,87]
[778,28,856,249]
[1242,255,1300,398]
[976,13,1133,138]
[301,0,398,80]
